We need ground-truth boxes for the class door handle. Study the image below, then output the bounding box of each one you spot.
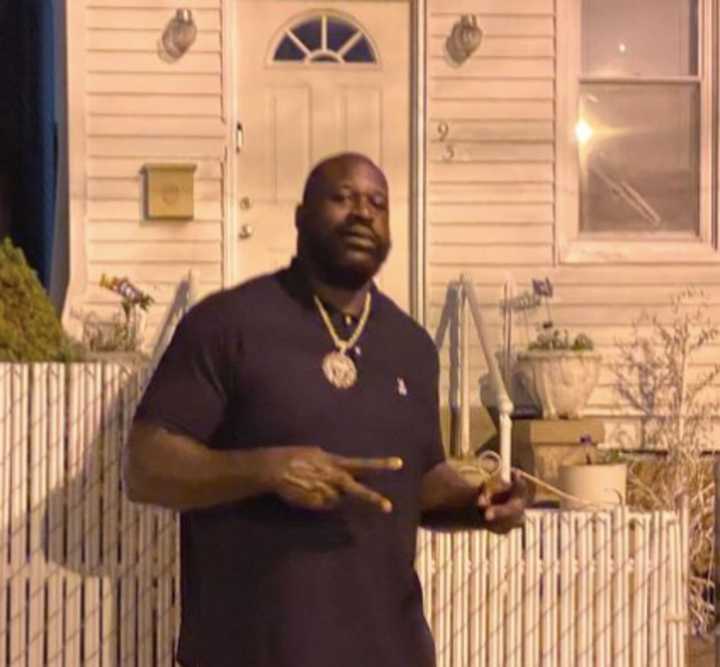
[238,224,254,239]
[239,196,252,211]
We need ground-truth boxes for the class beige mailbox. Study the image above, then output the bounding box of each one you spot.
[143,163,197,220]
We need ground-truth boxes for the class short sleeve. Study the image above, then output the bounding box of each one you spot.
[424,339,446,473]
[134,303,234,445]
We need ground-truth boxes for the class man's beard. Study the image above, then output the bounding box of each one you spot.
[299,228,391,290]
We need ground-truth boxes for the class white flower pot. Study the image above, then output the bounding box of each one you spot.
[558,463,627,510]
[515,350,602,419]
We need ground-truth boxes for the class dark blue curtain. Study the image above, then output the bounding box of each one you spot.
[0,0,56,287]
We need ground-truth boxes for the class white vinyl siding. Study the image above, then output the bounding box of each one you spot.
[426,0,720,446]
[81,2,226,336]
[426,0,556,404]
[66,0,720,444]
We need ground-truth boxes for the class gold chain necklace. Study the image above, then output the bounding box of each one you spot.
[313,292,372,388]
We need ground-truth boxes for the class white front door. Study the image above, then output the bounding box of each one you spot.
[233,1,411,310]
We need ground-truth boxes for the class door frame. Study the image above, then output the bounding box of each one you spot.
[221,0,428,323]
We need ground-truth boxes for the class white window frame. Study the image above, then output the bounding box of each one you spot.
[555,0,718,264]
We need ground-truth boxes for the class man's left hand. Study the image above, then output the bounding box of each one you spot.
[477,471,529,534]
[420,461,529,532]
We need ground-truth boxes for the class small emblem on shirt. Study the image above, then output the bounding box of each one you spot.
[397,377,408,396]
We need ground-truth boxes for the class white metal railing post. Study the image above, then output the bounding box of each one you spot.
[461,275,514,480]
[146,270,198,375]
[459,282,471,459]
[434,276,514,480]
[449,284,462,458]
[186,269,198,312]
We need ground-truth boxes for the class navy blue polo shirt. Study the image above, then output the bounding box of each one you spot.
[135,260,445,667]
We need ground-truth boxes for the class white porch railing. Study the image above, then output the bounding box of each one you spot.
[145,270,197,375]
[0,362,688,667]
[435,276,514,478]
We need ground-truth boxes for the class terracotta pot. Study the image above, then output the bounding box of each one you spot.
[515,350,602,419]
[558,463,626,510]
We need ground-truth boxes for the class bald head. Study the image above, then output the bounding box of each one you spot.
[302,153,388,205]
[295,152,391,290]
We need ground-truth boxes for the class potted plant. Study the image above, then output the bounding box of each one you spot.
[558,443,626,509]
[511,278,602,419]
[81,274,154,364]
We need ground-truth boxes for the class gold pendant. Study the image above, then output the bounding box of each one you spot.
[322,351,357,389]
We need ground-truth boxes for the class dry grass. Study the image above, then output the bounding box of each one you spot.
[611,289,720,636]
[626,454,714,634]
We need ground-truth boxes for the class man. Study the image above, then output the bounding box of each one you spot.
[124,153,528,667]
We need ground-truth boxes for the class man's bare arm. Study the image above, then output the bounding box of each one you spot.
[123,421,270,510]
[123,420,401,512]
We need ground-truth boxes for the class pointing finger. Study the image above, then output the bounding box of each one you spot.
[332,454,404,473]
[335,474,393,513]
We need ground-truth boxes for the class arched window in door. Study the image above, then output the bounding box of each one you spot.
[272,13,378,65]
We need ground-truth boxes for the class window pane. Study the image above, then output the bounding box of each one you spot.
[292,20,322,51]
[344,36,375,63]
[274,36,306,62]
[327,18,357,52]
[578,83,699,234]
[582,0,698,77]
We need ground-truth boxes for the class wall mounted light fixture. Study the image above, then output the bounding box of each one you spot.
[161,9,197,60]
[445,15,483,66]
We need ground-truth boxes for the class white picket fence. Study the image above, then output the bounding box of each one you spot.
[418,509,688,667]
[1,362,688,667]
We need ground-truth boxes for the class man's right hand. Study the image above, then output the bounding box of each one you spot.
[251,446,403,513]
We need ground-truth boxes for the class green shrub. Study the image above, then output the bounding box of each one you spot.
[0,237,83,361]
